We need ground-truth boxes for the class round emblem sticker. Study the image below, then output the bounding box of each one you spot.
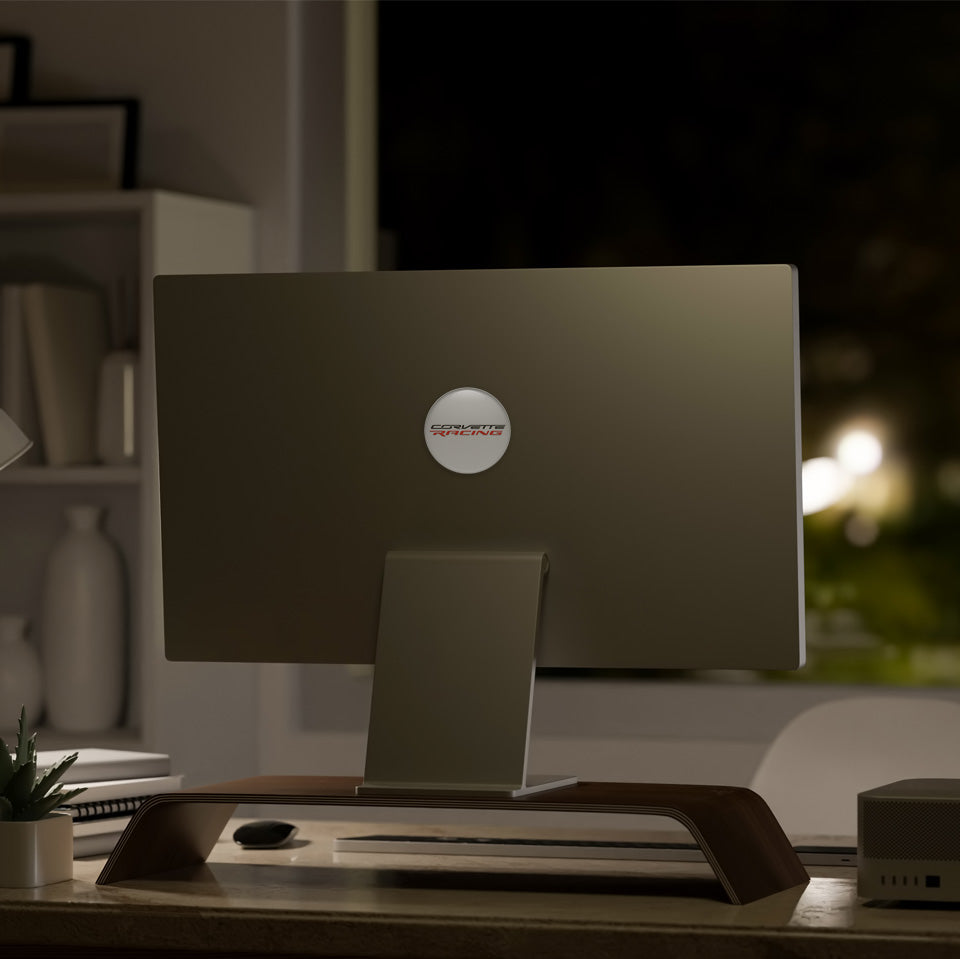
[424,388,511,474]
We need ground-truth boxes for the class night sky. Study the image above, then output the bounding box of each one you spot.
[379,1,960,327]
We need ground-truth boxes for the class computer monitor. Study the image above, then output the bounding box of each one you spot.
[154,265,804,796]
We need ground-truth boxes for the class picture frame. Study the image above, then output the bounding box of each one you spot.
[0,99,138,192]
[0,36,30,103]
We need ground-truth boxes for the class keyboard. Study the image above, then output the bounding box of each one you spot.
[333,833,857,866]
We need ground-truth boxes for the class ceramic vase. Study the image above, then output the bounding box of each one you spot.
[40,505,125,732]
[0,615,42,727]
[0,812,73,888]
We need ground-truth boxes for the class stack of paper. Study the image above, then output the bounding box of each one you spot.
[38,748,182,858]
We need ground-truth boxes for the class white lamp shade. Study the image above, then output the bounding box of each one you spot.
[0,408,32,470]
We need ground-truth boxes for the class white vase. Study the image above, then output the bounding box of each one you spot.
[41,505,125,733]
[0,812,73,887]
[0,615,42,728]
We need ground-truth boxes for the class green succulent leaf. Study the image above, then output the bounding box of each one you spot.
[53,787,86,807]
[5,759,36,811]
[1,708,88,822]
[0,737,13,792]
[14,793,71,822]
[31,753,80,803]
[13,706,27,769]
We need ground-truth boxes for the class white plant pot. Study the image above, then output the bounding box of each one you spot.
[0,811,73,888]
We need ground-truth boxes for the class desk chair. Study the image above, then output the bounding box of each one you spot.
[749,695,960,839]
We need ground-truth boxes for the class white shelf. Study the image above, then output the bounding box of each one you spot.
[0,466,141,485]
[0,190,254,754]
[0,189,246,218]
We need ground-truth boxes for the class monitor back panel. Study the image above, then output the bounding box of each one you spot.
[154,265,804,669]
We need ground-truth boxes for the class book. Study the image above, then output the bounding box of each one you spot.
[0,285,42,464]
[73,828,127,859]
[37,748,171,784]
[57,770,184,859]
[73,814,133,837]
[67,798,143,823]
[62,773,185,859]
[22,282,108,466]
[60,774,184,823]
[59,773,183,808]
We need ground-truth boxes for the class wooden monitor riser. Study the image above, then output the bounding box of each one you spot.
[95,777,808,905]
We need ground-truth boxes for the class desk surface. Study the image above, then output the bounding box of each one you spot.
[2,818,960,958]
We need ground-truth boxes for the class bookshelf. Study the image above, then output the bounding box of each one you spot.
[0,190,254,746]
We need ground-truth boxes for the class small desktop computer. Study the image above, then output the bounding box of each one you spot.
[859,779,960,902]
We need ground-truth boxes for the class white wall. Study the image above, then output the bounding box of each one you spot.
[0,0,376,274]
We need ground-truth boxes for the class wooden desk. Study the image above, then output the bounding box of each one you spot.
[1,818,959,958]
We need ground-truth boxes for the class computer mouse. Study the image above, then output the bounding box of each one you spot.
[232,819,299,849]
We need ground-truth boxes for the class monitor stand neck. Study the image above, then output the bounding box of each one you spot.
[358,550,576,798]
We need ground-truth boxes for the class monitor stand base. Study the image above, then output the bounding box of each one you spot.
[95,777,808,905]
[356,773,579,799]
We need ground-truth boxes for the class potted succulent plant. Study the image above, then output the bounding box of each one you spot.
[0,706,85,888]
